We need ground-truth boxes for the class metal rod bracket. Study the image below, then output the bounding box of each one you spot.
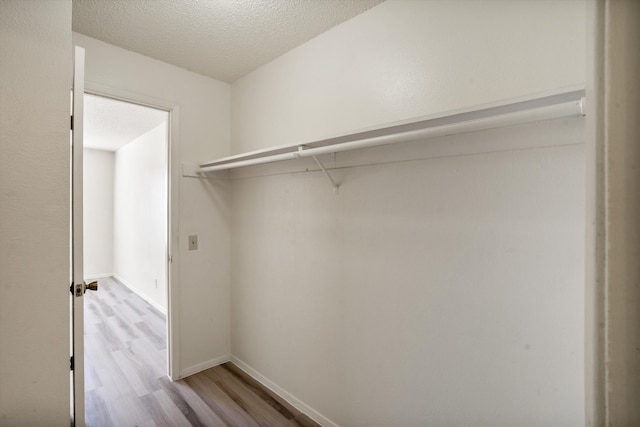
[308,152,339,194]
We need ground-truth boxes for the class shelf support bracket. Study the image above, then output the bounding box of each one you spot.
[311,155,339,194]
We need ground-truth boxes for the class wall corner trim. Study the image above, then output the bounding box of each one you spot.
[179,354,231,379]
[230,356,339,427]
[84,273,114,281]
[112,273,167,315]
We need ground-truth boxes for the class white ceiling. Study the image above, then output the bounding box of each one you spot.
[72,0,385,83]
[84,94,168,152]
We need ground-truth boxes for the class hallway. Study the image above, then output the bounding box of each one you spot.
[84,277,317,427]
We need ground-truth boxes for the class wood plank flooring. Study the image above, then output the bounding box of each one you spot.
[85,277,319,427]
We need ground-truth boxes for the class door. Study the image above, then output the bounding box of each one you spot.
[71,45,87,427]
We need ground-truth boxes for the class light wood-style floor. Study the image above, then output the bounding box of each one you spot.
[84,277,319,427]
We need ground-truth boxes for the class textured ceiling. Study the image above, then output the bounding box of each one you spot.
[84,94,168,152]
[72,0,385,83]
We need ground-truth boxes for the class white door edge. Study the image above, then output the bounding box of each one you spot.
[71,45,86,427]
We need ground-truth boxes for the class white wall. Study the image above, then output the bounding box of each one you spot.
[231,0,586,153]
[113,122,168,312]
[230,1,586,425]
[231,121,586,427]
[84,148,115,279]
[73,32,231,375]
[0,1,71,425]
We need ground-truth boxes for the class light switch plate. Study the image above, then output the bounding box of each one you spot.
[188,235,198,250]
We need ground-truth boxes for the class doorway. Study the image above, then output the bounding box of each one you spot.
[82,93,172,423]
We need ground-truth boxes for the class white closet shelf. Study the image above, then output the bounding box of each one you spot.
[188,88,585,176]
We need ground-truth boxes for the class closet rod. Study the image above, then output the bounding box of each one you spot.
[198,93,585,173]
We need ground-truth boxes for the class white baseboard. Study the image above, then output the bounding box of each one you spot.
[179,354,230,379]
[230,356,338,427]
[84,273,113,281]
[113,273,167,315]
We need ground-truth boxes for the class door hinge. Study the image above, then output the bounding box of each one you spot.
[70,356,74,371]
[70,115,74,130]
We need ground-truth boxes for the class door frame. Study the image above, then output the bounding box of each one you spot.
[84,81,181,381]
